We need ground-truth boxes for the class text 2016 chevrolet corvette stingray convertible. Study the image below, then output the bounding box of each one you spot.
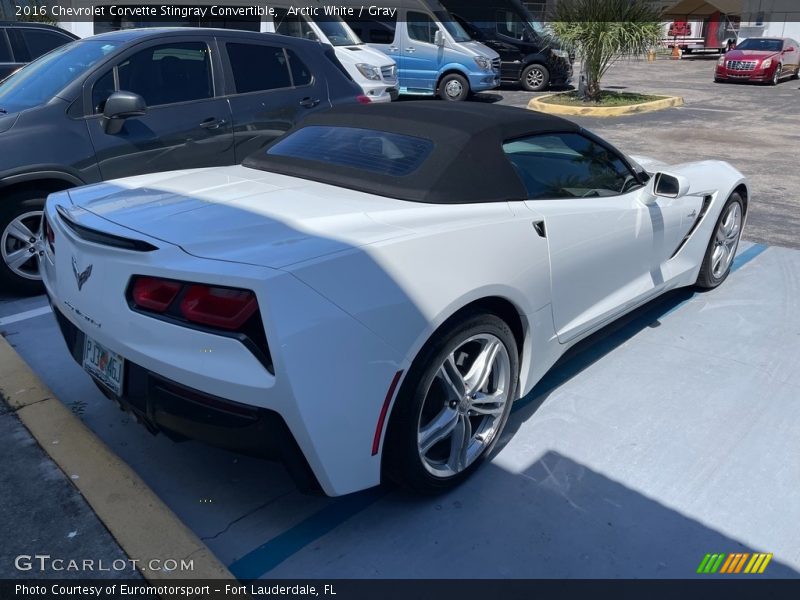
[43,102,747,496]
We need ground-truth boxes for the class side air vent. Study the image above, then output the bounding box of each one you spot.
[669,194,713,259]
[56,206,158,252]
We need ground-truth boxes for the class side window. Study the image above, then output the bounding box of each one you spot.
[274,10,317,40]
[7,29,30,62]
[349,19,396,45]
[408,11,437,44]
[92,70,116,113]
[116,42,212,107]
[0,31,12,63]
[226,43,292,93]
[503,133,639,200]
[286,49,312,86]
[20,29,72,60]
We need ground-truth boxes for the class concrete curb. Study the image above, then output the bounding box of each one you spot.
[0,334,233,582]
[528,94,684,117]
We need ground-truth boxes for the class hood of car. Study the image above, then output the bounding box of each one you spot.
[725,50,777,60]
[66,166,416,269]
[462,40,500,60]
[338,45,395,68]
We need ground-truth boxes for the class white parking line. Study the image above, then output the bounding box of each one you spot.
[0,305,52,327]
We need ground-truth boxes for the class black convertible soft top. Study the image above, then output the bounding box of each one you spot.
[243,101,580,204]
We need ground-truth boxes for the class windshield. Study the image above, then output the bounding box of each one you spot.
[434,11,471,43]
[317,19,362,46]
[736,38,783,52]
[496,8,548,43]
[0,40,119,114]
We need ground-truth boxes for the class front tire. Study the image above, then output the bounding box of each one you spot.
[695,192,744,289]
[384,312,519,494]
[521,63,550,92]
[0,194,46,296]
[437,73,470,102]
[770,64,782,85]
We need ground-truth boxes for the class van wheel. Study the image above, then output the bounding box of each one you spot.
[0,195,46,296]
[438,73,470,101]
[384,311,519,493]
[521,64,550,92]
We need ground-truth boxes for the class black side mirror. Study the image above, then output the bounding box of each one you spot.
[103,91,146,135]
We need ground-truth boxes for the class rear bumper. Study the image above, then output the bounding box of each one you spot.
[51,303,321,492]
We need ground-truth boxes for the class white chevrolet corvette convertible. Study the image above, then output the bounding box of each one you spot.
[43,102,747,496]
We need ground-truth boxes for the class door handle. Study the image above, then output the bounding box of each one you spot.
[299,97,321,108]
[532,220,546,238]
[388,46,400,52]
[200,118,226,130]
[405,47,416,53]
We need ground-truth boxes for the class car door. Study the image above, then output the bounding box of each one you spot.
[506,132,686,343]
[85,38,235,181]
[220,38,327,162]
[403,10,443,94]
[783,39,799,75]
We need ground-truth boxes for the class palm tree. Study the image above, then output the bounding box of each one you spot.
[549,0,664,103]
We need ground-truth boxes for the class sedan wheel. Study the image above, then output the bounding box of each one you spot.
[385,313,519,493]
[0,198,46,295]
[771,65,781,85]
[696,193,744,289]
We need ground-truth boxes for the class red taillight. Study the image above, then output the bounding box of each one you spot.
[179,285,258,330]
[356,94,372,104]
[131,277,182,312]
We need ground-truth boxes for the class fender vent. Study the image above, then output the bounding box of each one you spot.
[669,194,713,259]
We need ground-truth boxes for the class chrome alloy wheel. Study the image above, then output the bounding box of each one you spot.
[526,67,545,89]
[711,201,742,279]
[416,333,511,478]
[1,210,44,281]
[445,79,464,99]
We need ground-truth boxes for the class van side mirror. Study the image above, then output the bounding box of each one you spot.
[434,29,445,47]
[103,91,146,135]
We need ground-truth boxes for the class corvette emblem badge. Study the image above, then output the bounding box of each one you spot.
[72,256,93,291]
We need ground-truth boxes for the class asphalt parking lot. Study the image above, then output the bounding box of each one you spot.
[2,57,799,580]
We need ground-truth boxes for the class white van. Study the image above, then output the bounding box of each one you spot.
[266,7,399,103]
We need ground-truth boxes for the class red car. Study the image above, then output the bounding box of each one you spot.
[715,37,800,84]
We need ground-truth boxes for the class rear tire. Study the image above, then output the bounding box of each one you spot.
[438,73,470,102]
[0,194,46,296]
[792,66,800,80]
[695,192,744,289]
[521,63,550,92]
[384,311,519,494]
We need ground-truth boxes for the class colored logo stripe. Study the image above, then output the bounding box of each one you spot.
[698,553,773,574]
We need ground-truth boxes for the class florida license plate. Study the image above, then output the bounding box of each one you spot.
[83,335,125,396]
